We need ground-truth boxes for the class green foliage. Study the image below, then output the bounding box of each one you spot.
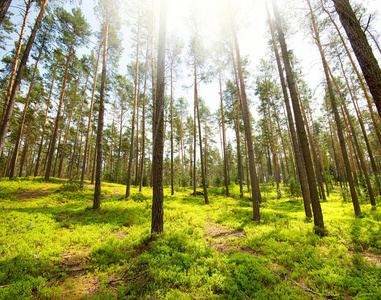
[0,179,380,299]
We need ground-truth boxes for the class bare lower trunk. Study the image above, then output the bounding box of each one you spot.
[308,0,360,216]
[93,1,109,210]
[273,0,324,232]
[151,0,166,234]
[126,7,140,198]
[230,7,261,221]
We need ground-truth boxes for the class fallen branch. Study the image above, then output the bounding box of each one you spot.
[0,284,14,289]
[240,290,252,300]
[291,280,340,299]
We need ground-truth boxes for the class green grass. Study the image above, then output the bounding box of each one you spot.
[0,178,380,299]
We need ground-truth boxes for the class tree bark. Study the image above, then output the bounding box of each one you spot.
[322,2,381,146]
[273,0,324,232]
[332,0,381,117]
[219,68,230,196]
[0,0,12,26]
[0,0,48,155]
[9,39,43,178]
[230,6,261,221]
[126,7,140,198]
[34,74,55,177]
[58,77,80,178]
[307,0,360,216]
[69,75,88,179]
[266,4,312,218]
[93,0,109,210]
[81,36,103,187]
[193,39,209,204]
[1,0,32,129]
[139,42,149,191]
[151,0,167,235]
[45,35,74,181]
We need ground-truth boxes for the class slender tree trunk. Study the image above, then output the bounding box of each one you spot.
[219,68,230,196]
[126,7,140,198]
[170,57,174,195]
[266,4,312,218]
[231,57,244,197]
[45,35,75,181]
[193,39,209,204]
[0,0,48,155]
[328,66,376,205]
[58,77,80,178]
[34,74,55,177]
[139,42,149,191]
[1,0,32,128]
[9,40,43,178]
[339,55,381,193]
[307,0,360,216]
[230,6,261,221]
[273,0,324,232]
[93,1,109,209]
[69,75,88,179]
[322,3,381,146]
[77,120,84,179]
[81,37,103,187]
[18,105,36,177]
[332,0,381,117]
[273,104,289,175]
[265,82,281,198]
[296,84,326,201]
[151,0,167,235]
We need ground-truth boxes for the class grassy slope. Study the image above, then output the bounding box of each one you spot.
[0,177,380,299]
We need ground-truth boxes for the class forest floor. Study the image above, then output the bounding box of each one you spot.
[0,177,380,299]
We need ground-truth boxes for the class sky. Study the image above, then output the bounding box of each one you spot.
[2,0,381,142]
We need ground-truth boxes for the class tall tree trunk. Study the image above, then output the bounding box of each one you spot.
[0,0,12,26]
[18,105,36,177]
[45,35,75,181]
[81,37,103,187]
[219,68,230,196]
[322,3,381,146]
[0,0,48,155]
[231,54,244,197]
[193,39,209,204]
[296,84,326,201]
[332,0,381,117]
[58,77,80,178]
[265,81,281,198]
[1,0,32,128]
[126,7,140,198]
[230,6,262,221]
[339,55,381,193]
[328,66,376,205]
[9,40,43,178]
[266,4,312,218]
[273,0,324,232]
[139,42,149,191]
[34,74,55,177]
[170,57,174,195]
[307,0,360,216]
[69,75,88,179]
[151,0,167,235]
[93,1,109,210]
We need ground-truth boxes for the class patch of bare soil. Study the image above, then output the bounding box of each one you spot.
[114,230,128,239]
[204,224,251,254]
[349,251,381,267]
[16,188,56,201]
